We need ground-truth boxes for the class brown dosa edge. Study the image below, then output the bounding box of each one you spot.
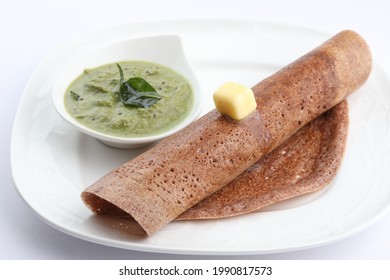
[178,100,349,220]
[81,30,372,236]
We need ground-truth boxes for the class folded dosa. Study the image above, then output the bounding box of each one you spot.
[81,30,372,235]
[178,100,348,220]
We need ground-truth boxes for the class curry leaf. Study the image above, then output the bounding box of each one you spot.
[70,91,81,101]
[116,64,161,108]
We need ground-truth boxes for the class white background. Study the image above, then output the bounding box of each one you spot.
[1,0,389,259]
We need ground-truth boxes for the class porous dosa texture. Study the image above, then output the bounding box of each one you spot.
[178,100,349,220]
[81,30,371,236]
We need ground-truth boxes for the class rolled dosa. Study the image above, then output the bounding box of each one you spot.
[178,100,349,220]
[81,30,372,236]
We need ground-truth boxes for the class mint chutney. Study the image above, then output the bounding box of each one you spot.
[64,61,194,137]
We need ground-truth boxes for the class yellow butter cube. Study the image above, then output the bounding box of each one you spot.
[213,82,257,120]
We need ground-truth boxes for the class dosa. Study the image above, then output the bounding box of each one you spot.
[178,100,348,219]
[81,30,372,236]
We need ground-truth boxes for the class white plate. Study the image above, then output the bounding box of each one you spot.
[11,19,390,255]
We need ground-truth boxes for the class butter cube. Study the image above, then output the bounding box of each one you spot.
[213,82,257,120]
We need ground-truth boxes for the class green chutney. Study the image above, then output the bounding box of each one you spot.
[64,61,193,137]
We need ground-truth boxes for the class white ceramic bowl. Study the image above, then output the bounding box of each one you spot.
[52,35,202,149]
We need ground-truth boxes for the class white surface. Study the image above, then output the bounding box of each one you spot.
[1,0,390,259]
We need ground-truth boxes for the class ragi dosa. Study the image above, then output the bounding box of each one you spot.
[81,30,372,236]
[178,100,349,219]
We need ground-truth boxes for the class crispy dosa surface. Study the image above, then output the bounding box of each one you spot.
[178,100,349,220]
[81,30,371,235]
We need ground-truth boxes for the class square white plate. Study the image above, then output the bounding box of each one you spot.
[11,19,390,255]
